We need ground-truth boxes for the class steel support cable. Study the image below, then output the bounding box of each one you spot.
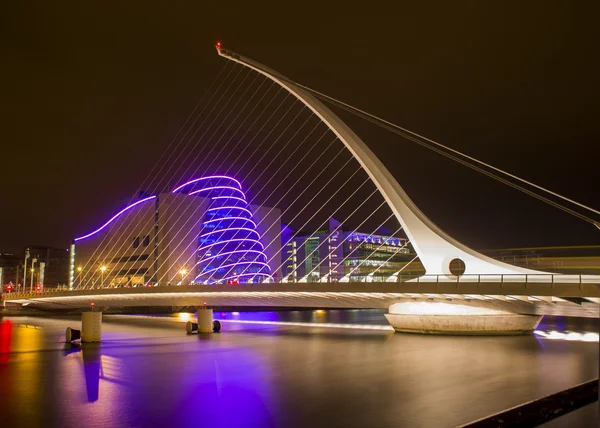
[215,141,360,282]
[79,66,252,288]
[122,74,276,286]
[244,122,326,202]
[297,203,391,281]
[240,158,365,268]
[152,96,306,286]
[212,90,291,174]
[269,182,379,280]
[301,210,393,281]
[162,116,326,284]
[396,255,420,276]
[366,240,411,277]
[152,101,311,285]
[396,129,597,226]
[198,135,354,284]
[76,64,246,285]
[264,68,600,220]
[192,126,333,272]
[197,81,279,175]
[304,212,397,282]
[216,173,370,283]
[151,88,295,284]
[330,101,600,227]
[213,152,367,282]
[344,227,407,279]
[152,99,312,285]
[148,87,289,285]
[75,62,236,287]
[79,66,255,288]
[144,83,295,286]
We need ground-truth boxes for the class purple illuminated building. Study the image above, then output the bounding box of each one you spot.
[73,176,281,287]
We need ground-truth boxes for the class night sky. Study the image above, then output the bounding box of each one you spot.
[1,2,598,253]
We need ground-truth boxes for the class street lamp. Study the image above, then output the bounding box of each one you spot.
[30,258,37,293]
[76,266,83,289]
[99,265,107,288]
[179,268,188,285]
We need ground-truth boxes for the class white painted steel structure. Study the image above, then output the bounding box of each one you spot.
[216,47,546,277]
[3,282,599,318]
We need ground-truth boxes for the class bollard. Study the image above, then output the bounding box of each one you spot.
[81,312,102,342]
[185,321,198,334]
[65,327,81,342]
[197,308,213,334]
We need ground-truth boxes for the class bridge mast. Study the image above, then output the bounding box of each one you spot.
[215,44,545,276]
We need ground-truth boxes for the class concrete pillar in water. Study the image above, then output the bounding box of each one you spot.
[81,312,102,342]
[197,308,213,333]
[384,301,542,335]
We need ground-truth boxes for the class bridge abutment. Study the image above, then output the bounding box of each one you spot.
[385,302,542,335]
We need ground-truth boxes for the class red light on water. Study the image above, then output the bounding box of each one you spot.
[216,41,221,49]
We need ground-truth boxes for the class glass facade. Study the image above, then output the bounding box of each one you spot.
[282,218,413,282]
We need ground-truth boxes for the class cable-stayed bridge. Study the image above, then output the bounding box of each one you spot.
[4,44,598,333]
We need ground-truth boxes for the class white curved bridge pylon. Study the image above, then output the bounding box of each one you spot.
[217,46,545,276]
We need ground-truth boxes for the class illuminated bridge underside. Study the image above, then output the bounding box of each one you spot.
[6,283,599,317]
[217,48,547,277]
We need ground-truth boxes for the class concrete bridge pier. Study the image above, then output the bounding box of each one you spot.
[384,301,542,335]
[81,311,102,342]
[197,308,213,334]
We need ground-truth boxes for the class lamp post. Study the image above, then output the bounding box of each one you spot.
[99,266,107,288]
[76,266,83,289]
[30,258,37,293]
[39,262,45,292]
[22,249,30,294]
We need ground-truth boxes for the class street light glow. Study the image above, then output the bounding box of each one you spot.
[99,266,107,272]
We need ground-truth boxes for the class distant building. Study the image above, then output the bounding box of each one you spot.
[25,246,70,288]
[0,253,20,290]
[0,247,69,291]
[73,176,282,287]
[281,218,419,282]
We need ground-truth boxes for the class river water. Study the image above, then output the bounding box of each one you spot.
[0,311,597,427]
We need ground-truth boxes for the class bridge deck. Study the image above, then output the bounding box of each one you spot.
[3,282,599,317]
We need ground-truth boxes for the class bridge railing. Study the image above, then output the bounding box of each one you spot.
[2,274,598,298]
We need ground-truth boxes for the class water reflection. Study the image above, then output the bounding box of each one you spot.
[0,320,12,363]
[0,314,598,428]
